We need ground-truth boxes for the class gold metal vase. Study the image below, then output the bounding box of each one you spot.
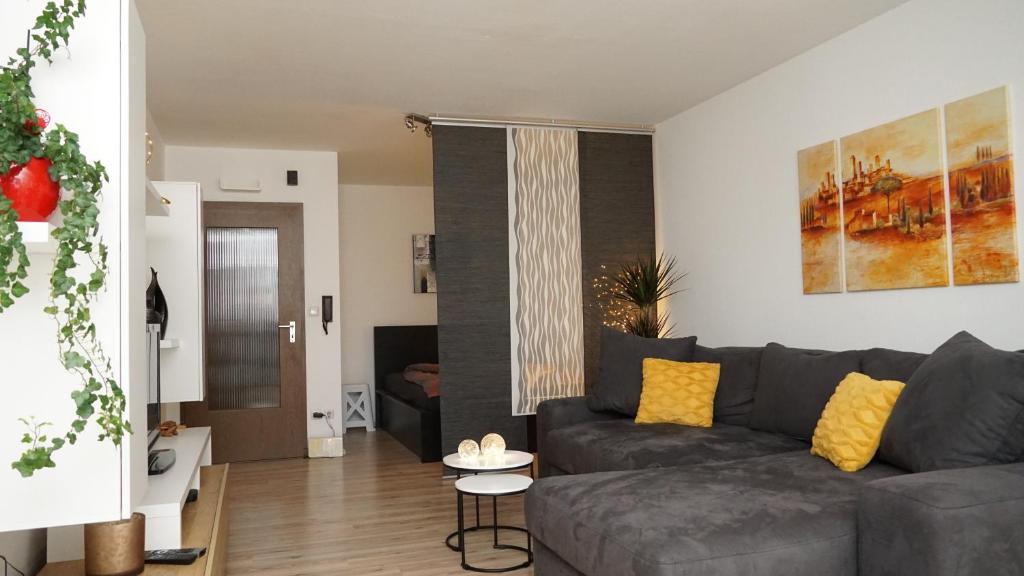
[84,513,145,576]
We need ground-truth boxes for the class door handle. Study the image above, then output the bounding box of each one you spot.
[278,321,296,343]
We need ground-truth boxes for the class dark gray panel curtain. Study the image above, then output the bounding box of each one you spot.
[433,127,654,456]
[579,132,656,392]
[433,125,527,456]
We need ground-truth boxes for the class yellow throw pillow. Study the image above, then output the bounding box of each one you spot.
[635,359,720,427]
[811,372,905,472]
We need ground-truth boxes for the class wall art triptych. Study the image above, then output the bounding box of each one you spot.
[799,86,1017,293]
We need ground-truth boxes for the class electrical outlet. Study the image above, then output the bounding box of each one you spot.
[312,410,335,420]
[323,410,335,420]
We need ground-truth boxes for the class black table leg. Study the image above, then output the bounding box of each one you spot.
[492,497,499,548]
[458,491,466,568]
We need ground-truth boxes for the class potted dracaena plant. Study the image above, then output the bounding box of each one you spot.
[1,0,131,478]
[610,253,685,338]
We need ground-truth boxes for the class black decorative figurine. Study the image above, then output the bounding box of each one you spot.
[146,267,169,339]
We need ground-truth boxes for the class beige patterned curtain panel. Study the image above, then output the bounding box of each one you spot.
[507,127,585,416]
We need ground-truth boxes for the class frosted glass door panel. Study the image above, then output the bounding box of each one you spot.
[205,227,281,410]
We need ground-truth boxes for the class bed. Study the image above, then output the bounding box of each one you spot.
[374,325,441,462]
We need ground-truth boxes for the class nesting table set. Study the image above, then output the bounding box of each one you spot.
[442,450,535,572]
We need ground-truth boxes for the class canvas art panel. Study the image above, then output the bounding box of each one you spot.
[945,86,1018,285]
[413,233,436,293]
[841,108,949,291]
[507,127,584,416]
[798,140,842,294]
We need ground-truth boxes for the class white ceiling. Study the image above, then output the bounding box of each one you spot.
[138,0,909,186]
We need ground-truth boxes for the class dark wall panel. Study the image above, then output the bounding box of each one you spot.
[433,125,527,456]
[579,132,656,392]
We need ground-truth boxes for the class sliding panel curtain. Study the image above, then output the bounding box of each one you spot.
[508,127,585,415]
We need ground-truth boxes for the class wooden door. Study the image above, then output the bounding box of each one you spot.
[182,202,307,463]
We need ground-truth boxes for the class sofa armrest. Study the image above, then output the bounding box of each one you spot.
[536,397,622,477]
[858,462,1024,576]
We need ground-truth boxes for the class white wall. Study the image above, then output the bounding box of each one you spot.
[164,146,343,438]
[656,0,1024,353]
[339,185,437,403]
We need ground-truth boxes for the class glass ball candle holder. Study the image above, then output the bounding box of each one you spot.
[458,439,480,461]
[480,433,506,461]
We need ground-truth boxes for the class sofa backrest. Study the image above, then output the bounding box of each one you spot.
[596,334,931,442]
[860,347,928,382]
[693,344,763,427]
[748,343,864,441]
[741,344,931,441]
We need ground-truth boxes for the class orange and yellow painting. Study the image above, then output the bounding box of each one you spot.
[798,140,841,293]
[841,109,949,291]
[945,86,1018,285]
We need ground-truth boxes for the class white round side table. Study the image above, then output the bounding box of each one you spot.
[443,450,534,474]
[442,450,534,569]
[454,474,534,573]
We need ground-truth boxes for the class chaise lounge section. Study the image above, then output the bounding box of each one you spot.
[529,451,903,576]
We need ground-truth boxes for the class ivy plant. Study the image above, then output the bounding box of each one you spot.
[1,0,131,477]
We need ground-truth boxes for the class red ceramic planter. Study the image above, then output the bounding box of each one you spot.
[0,157,60,222]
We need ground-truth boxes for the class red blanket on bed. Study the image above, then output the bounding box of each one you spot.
[404,363,441,398]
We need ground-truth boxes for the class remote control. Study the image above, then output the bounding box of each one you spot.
[144,547,206,565]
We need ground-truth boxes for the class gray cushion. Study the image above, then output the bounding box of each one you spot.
[526,451,905,576]
[693,345,763,426]
[535,540,586,576]
[858,462,1024,576]
[861,347,928,382]
[536,396,625,477]
[879,331,1024,472]
[587,328,697,416]
[544,419,807,475]
[749,343,862,441]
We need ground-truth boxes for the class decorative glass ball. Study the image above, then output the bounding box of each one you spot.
[480,433,506,458]
[458,439,480,461]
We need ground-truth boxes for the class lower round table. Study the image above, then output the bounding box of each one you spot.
[454,474,534,573]
[442,451,534,555]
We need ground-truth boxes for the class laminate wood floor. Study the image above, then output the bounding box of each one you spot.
[226,430,535,575]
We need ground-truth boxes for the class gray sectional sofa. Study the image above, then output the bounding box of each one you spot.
[526,330,1024,576]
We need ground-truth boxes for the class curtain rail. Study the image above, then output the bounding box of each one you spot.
[427,114,655,134]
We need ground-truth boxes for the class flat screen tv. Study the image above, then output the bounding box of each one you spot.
[147,323,161,448]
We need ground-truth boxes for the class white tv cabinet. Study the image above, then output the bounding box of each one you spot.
[137,427,212,550]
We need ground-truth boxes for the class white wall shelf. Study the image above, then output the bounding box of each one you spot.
[146,181,204,403]
[18,221,57,254]
[158,338,181,350]
[145,180,170,217]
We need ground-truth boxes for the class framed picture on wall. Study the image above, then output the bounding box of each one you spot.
[413,234,437,293]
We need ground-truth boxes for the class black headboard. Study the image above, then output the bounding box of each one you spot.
[373,325,439,391]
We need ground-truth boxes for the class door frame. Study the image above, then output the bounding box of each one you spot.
[184,201,308,462]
